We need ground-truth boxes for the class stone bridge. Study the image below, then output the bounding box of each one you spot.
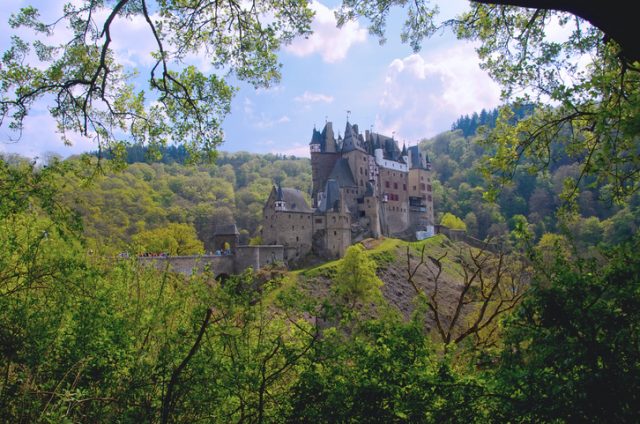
[137,245,284,279]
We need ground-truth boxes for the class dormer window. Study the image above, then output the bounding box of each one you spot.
[275,200,286,211]
[310,144,321,153]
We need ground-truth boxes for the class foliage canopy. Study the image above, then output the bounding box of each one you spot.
[1,0,313,163]
[337,0,640,200]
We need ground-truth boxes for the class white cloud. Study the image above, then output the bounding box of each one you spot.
[271,143,310,158]
[241,96,289,129]
[375,43,502,141]
[0,107,95,159]
[255,114,290,129]
[244,97,254,114]
[294,91,334,104]
[285,1,367,63]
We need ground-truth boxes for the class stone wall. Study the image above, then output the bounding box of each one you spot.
[325,210,351,258]
[377,167,410,234]
[344,149,369,197]
[408,168,434,227]
[234,245,285,272]
[137,245,284,277]
[261,191,313,260]
[137,255,235,277]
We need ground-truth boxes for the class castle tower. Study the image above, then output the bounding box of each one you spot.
[261,185,314,260]
[310,122,340,207]
[363,181,381,238]
[341,121,370,199]
[323,180,351,258]
[274,184,286,211]
[407,145,434,230]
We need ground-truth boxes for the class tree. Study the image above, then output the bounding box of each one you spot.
[1,1,313,162]
[337,0,640,200]
[132,222,204,255]
[471,0,640,62]
[406,244,529,350]
[440,212,466,230]
[287,313,488,423]
[332,244,383,310]
[492,238,640,422]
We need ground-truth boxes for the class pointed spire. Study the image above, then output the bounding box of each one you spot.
[401,142,408,156]
[276,183,283,200]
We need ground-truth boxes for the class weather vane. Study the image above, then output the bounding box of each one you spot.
[346,110,351,122]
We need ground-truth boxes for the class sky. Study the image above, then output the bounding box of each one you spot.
[0,0,502,159]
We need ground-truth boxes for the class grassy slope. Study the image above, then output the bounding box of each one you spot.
[290,234,473,323]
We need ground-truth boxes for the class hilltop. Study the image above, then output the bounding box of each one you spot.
[288,234,518,339]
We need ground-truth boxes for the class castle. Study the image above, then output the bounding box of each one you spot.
[261,121,434,261]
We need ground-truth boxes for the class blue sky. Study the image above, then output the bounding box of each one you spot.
[0,0,502,159]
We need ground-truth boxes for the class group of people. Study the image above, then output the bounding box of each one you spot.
[212,242,233,256]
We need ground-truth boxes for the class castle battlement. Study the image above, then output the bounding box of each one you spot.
[261,121,434,262]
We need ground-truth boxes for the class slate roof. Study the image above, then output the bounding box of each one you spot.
[342,121,366,153]
[328,158,357,187]
[317,179,345,212]
[369,132,402,161]
[214,224,239,235]
[310,122,337,153]
[309,127,323,148]
[275,187,313,212]
[408,145,427,170]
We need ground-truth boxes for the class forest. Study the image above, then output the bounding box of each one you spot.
[2,106,639,421]
[2,0,640,422]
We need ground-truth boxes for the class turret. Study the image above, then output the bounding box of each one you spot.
[309,127,322,153]
[274,184,287,211]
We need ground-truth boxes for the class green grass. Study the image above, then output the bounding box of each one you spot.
[263,234,470,306]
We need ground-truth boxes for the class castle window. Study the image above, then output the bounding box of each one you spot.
[420,183,426,190]
[334,231,337,235]
[296,236,299,242]
[403,184,406,191]
[315,218,322,223]
[427,184,432,191]
[385,181,390,188]
[428,195,432,201]
[394,182,398,189]
[292,226,295,230]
